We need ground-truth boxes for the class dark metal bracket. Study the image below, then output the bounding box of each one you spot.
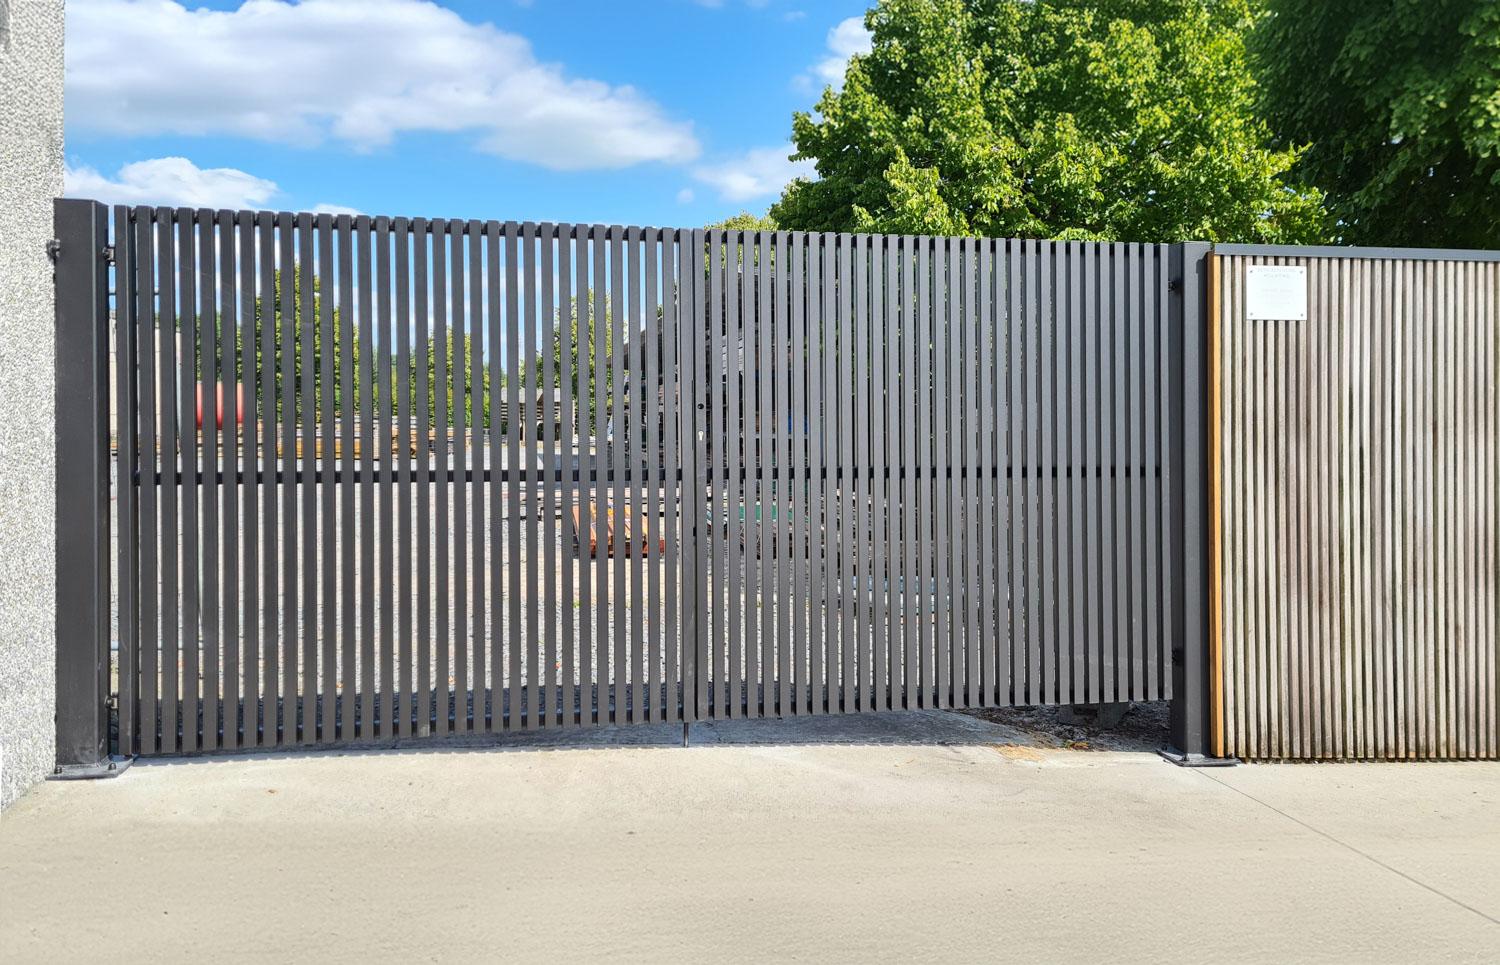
[50,756,134,781]
[1158,748,1237,768]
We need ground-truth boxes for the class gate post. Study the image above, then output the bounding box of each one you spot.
[52,198,120,776]
[1165,242,1227,765]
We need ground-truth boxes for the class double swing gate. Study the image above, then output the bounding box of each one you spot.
[54,199,1212,761]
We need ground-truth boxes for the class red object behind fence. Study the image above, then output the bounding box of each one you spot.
[195,382,245,431]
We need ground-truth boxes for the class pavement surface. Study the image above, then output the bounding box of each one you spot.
[2,710,1496,963]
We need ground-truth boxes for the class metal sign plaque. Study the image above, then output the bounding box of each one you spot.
[1245,265,1308,321]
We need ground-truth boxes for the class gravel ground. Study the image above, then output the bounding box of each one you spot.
[958,700,1171,752]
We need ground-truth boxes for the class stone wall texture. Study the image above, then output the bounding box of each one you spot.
[0,0,65,809]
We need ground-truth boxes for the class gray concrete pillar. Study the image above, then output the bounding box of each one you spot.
[0,0,66,809]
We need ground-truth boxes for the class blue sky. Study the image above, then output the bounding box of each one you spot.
[62,0,871,228]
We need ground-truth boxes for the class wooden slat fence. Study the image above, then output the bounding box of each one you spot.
[1212,251,1498,760]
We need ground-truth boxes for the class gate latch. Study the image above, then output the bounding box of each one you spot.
[45,238,61,263]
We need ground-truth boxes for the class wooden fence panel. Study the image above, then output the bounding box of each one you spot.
[1214,252,1498,760]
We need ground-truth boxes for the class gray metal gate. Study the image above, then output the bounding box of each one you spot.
[52,200,1213,760]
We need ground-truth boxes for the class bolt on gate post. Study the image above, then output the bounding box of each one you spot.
[53,198,117,775]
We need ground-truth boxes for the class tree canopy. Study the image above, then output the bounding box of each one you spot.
[771,0,1326,244]
[707,212,779,233]
[1254,0,1500,248]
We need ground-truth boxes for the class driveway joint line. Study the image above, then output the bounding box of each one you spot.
[1193,769,1499,928]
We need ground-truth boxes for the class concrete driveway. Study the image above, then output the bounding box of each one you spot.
[2,711,1496,962]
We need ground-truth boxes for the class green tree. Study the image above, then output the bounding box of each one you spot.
[772,0,1326,244]
[707,212,779,232]
[217,268,494,431]
[423,329,493,430]
[520,292,615,434]
[1254,0,1500,247]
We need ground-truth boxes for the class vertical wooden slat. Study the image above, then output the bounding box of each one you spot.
[836,234,854,713]
[325,214,345,741]
[375,216,396,738]
[874,235,891,712]
[576,227,595,726]
[292,213,315,744]
[1274,253,1291,760]
[135,208,159,754]
[393,218,413,738]
[746,232,764,717]
[1208,253,1223,755]
[1056,242,1074,705]
[852,234,869,711]
[989,239,1006,706]
[780,232,797,716]
[114,207,139,756]
[761,231,777,716]
[588,228,606,726]
[471,220,491,732]
[687,229,708,724]
[205,208,230,751]
[1143,245,1161,703]
[157,209,180,755]
[932,236,950,708]
[726,231,744,718]
[239,211,260,746]
[506,223,524,730]
[789,233,807,714]
[255,213,279,747]
[808,234,827,714]
[670,225,685,723]
[412,218,432,737]
[693,229,711,720]
[429,220,449,737]
[541,224,560,727]
[1026,240,1045,705]
[558,227,576,728]
[336,215,357,740]
[629,228,647,722]
[963,237,981,709]
[279,213,299,746]
[449,223,470,732]
[1038,241,1055,704]
[643,228,662,722]
[221,209,243,750]
[1082,244,1099,707]
[162,210,185,756]
[609,226,628,722]
[903,236,920,710]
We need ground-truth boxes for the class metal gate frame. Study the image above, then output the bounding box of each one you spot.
[52,198,1215,771]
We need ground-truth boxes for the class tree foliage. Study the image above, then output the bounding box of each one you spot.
[523,292,616,434]
[1254,0,1500,247]
[707,212,779,232]
[772,0,1326,244]
[216,268,494,430]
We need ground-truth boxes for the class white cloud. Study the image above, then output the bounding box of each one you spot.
[795,15,871,92]
[66,0,700,171]
[65,156,279,209]
[312,203,364,217]
[676,187,696,204]
[692,144,814,203]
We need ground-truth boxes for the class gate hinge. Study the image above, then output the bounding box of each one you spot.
[46,238,61,263]
[102,244,116,264]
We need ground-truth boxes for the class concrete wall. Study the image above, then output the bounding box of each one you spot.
[0,0,65,809]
